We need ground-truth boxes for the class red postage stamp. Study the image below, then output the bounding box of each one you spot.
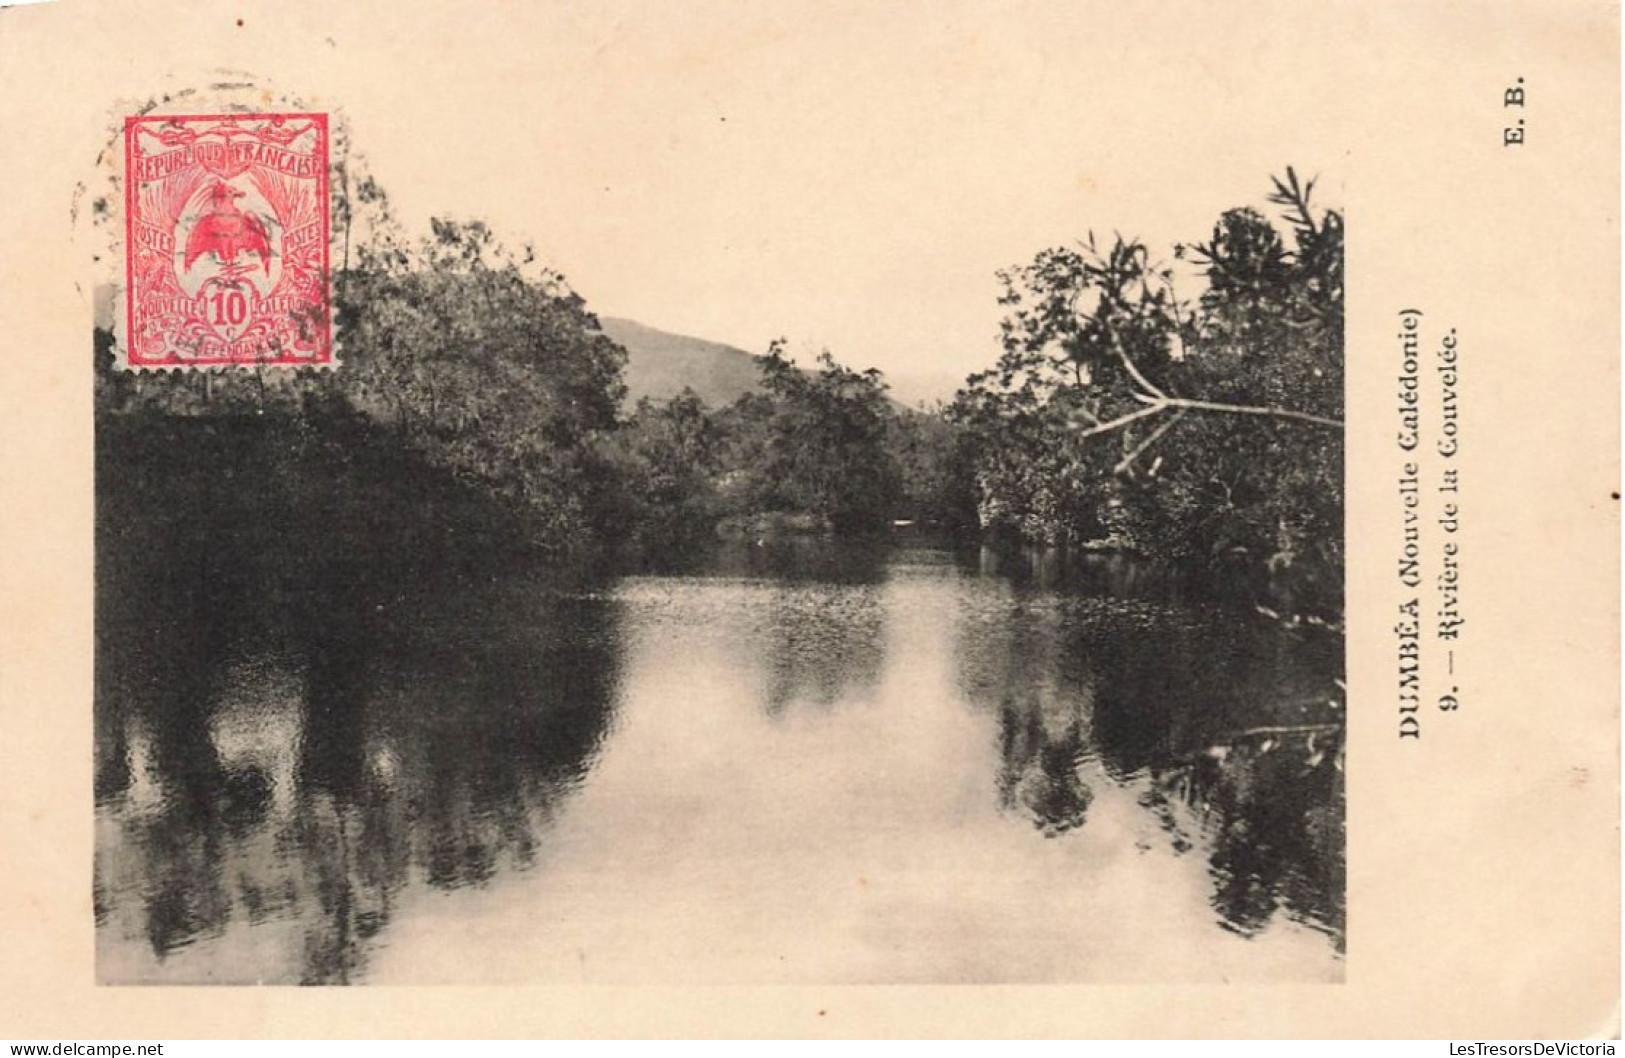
[123,112,332,369]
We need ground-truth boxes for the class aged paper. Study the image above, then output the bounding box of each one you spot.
[0,0,1617,1038]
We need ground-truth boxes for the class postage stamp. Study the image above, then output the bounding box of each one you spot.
[123,112,331,369]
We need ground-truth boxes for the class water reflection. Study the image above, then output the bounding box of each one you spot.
[97,531,1342,983]
[954,547,1345,947]
[618,540,889,715]
[95,524,623,983]
[997,692,1095,839]
[958,596,1099,837]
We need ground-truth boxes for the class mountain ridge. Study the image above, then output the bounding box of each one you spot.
[600,316,960,410]
[597,316,767,408]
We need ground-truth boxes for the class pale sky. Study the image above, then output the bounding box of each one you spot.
[49,0,1353,398]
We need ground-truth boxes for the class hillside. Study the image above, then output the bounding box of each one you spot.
[600,316,960,411]
[93,286,955,410]
[598,317,767,408]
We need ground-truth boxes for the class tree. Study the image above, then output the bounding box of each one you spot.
[606,389,728,559]
[949,170,1344,615]
[886,405,979,531]
[737,344,903,534]
[331,217,628,556]
[97,165,633,562]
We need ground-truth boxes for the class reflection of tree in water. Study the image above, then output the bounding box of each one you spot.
[954,562,1345,947]
[997,694,1094,838]
[712,537,888,586]
[735,540,888,715]
[1083,607,1346,948]
[95,514,237,959]
[1139,730,1344,949]
[760,588,887,714]
[95,429,624,983]
[967,546,1189,604]
[956,595,1096,836]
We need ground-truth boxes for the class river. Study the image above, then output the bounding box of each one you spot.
[94,536,1344,984]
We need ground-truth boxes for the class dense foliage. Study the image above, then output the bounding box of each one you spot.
[604,390,728,558]
[947,170,1344,615]
[97,169,1342,613]
[334,219,627,552]
[732,344,901,534]
[99,204,628,561]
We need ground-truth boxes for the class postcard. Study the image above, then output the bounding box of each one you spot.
[0,0,1616,1039]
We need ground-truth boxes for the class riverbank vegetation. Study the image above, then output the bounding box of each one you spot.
[96,170,1342,617]
[948,169,1343,617]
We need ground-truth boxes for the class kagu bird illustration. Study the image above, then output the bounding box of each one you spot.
[184,182,272,273]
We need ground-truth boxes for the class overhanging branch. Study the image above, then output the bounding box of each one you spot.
[1160,397,1343,429]
[1071,392,1343,474]
[1113,406,1188,475]
[1074,396,1342,439]
[1073,403,1164,440]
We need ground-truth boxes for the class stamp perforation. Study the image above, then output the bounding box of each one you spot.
[122,111,333,371]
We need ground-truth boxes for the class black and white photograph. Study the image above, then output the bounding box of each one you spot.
[91,37,1345,987]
